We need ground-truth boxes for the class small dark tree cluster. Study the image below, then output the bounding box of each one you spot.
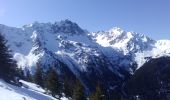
[63,79,73,96]
[44,67,60,96]
[89,83,103,100]
[33,65,44,87]
[32,66,61,97]
[72,79,86,100]
[0,33,17,81]
[25,69,33,82]
[32,65,87,99]
[16,68,25,80]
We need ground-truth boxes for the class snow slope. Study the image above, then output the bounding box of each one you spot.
[0,79,68,100]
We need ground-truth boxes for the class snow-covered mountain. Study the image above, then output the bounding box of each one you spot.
[0,19,170,91]
[92,27,170,67]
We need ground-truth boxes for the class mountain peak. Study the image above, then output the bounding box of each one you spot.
[60,19,75,25]
[93,27,155,55]
[52,19,85,35]
[22,19,86,35]
[108,27,125,33]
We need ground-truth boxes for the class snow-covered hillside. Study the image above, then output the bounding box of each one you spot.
[0,19,170,93]
[0,79,68,100]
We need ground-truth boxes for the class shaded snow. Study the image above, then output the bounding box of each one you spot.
[0,79,58,100]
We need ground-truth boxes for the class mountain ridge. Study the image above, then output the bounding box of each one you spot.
[0,20,170,93]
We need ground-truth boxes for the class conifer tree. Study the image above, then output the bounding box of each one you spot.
[33,64,44,87]
[63,79,73,97]
[89,83,103,100]
[0,33,17,81]
[26,69,33,82]
[72,79,86,100]
[16,67,25,80]
[45,67,60,97]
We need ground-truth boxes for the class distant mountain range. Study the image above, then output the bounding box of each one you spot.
[0,19,170,95]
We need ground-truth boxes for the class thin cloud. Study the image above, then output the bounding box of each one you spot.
[0,8,5,17]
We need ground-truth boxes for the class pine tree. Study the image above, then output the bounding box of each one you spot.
[89,83,103,100]
[63,79,73,97]
[45,67,60,97]
[16,67,25,80]
[33,64,44,87]
[0,33,17,81]
[26,69,33,82]
[72,79,86,100]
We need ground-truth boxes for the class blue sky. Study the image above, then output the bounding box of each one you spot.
[0,0,170,40]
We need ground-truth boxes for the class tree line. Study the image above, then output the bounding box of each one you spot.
[24,64,105,100]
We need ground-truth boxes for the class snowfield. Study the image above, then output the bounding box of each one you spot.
[0,79,68,100]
